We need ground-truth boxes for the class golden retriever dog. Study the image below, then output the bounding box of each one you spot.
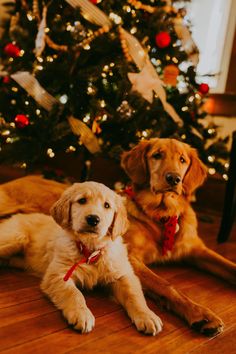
[0,181,162,335]
[0,138,235,336]
[121,138,236,336]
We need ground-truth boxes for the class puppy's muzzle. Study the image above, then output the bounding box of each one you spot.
[86,214,100,227]
[165,172,181,187]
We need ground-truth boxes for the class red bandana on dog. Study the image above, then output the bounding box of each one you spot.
[161,216,179,255]
[124,186,179,256]
[63,241,102,281]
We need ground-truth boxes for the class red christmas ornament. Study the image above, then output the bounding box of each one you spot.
[89,0,98,4]
[4,43,21,58]
[14,114,30,128]
[155,32,171,48]
[2,76,10,84]
[198,83,209,95]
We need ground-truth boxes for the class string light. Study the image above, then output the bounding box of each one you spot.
[222,174,228,181]
[188,95,194,102]
[25,101,29,105]
[224,162,229,169]
[83,113,90,123]
[46,56,54,62]
[172,57,178,63]
[36,109,41,115]
[27,13,34,21]
[59,94,68,104]
[6,137,14,143]
[195,93,201,100]
[130,27,137,34]
[207,155,215,163]
[109,13,122,24]
[181,106,188,112]
[207,128,216,135]
[1,130,10,136]
[12,87,18,92]
[66,145,76,153]
[208,168,216,175]
[47,148,55,158]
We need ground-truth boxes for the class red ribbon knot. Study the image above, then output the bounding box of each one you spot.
[63,241,102,281]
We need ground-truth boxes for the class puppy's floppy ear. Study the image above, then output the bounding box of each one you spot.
[183,148,207,197]
[121,140,150,185]
[50,185,75,228]
[110,195,129,240]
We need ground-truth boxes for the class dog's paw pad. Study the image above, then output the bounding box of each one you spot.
[191,319,208,331]
[191,319,224,337]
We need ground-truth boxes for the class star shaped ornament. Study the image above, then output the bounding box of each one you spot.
[128,65,160,103]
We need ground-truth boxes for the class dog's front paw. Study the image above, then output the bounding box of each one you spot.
[132,310,163,336]
[64,306,95,333]
[189,305,224,337]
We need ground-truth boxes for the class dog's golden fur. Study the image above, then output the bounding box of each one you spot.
[0,181,162,334]
[1,138,236,336]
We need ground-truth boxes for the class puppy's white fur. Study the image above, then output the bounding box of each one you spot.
[0,181,162,334]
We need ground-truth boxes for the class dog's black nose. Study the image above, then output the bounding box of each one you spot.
[165,173,181,186]
[86,214,100,227]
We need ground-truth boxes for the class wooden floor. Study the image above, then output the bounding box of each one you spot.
[0,210,236,354]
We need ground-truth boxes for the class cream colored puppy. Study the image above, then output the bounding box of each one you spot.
[0,181,162,335]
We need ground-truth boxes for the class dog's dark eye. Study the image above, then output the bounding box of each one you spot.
[180,156,186,164]
[78,198,87,205]
[104,202,110,209]
[152,152,162,160]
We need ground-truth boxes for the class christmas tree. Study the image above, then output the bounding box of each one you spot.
[0,0,229,180]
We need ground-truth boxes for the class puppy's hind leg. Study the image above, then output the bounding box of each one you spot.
[0,216,28,258]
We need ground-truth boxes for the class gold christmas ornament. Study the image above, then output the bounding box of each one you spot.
[163,64,179,86]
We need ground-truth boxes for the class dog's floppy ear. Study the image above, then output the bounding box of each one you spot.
[183,148,207,197]
[50,185,75,228]
[121,140,150,185]
[110,195,129,240]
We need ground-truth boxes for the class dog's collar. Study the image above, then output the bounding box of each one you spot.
[124,185,179,255]
[63,241,102,281]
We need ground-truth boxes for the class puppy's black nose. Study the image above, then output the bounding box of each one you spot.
[165,173,181,186]
[86,214,100,227]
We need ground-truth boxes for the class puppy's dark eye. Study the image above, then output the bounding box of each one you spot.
[180,156,186,163]
[78,198,87,205]
[152,152,162,160]
[104,202,110,209]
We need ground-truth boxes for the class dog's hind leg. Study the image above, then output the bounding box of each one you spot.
[187,245,236,285]
[130,255,224,337]
[0,217,28,258]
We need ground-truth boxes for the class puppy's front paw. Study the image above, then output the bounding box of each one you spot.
[64,306,95,333]
[133,310,163,336]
